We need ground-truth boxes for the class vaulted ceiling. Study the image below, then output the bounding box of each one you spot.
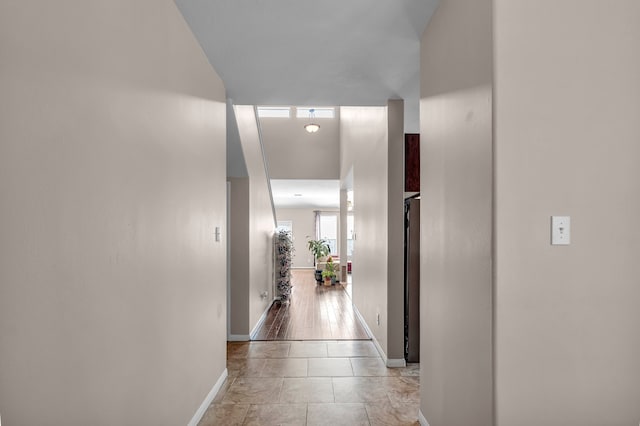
[175,0,440,132]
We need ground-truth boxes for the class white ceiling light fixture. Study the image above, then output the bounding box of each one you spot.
[304,108,320,133]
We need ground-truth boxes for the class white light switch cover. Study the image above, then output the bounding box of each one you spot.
[551,216,570,245]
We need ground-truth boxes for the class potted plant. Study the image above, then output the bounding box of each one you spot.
[307,239,330,282]
[321,256,337,286]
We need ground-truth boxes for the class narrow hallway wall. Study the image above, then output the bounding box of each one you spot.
[419,0,494,424]
[340,107,391,359]
[233,106,276,335]
[0,1,228,425]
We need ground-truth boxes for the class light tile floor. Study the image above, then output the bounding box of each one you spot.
[199,340,420,426]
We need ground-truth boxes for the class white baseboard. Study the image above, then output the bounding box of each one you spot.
[227,334,250,342]
[353,304,374,340]
[249,299,274,340]
[386,358,407,368]
[418,409,430,426]
[188,368,228,426]
[353,304,406,368]
[353,304,387,363]
[371,335,389,366]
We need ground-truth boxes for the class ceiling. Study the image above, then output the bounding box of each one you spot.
[175,0,440,133]
[271,179,340,209]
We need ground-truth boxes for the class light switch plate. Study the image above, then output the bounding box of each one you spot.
[551,216,570,245]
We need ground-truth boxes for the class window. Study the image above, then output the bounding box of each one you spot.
[346,214,354,259]
[296,107,335,119]
[318,214,338,255]
[276,220,292,234]
[257,107,291,118]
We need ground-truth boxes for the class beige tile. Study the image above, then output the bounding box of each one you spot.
[399,363,420,377]
[227,358,266,378]
[308,357,353,377]
[242,403,307,426]
[212,377,236,403]
[382,376,420,404]
[227,342,250,359]
[288,341,329,358]
[197,403,249,426]
[260,358,308,377]
[307,403,369,426]
[332,377,389,403]
[280,377,335,403]
[365,399,420,426]
[222,378,283,404]
[351,357,400,377]
[247,342,291,358]
[327,340,379,357]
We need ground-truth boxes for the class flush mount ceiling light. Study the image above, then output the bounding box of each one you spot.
[304,108,320,133]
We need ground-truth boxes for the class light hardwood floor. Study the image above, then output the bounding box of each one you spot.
[252,269,369,341]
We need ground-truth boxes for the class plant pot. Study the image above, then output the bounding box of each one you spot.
[324,278,332,286]
[331,277,337,285]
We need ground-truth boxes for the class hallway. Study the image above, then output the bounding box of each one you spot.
[198,340,420,425]
[199,270,420,424]
[252,270,369,340]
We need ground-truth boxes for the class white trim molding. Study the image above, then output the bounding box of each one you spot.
[418,409,430,426]
[386,358,407,368]
[353,303,374,340]
[227,334,250,342]
[353,304,387,361]
[188,368,228,426]
[353,304,407,368]
[250,299,274,340]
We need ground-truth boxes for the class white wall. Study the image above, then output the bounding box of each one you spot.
[386,100,406,361]
[340,107,390,357]
[0,2,227,425]
[228,178,250,337]
[234,106,276,334]
[260,113,340,180]
[419,0,494,425]
[494,1,640,425]
[275,208,319,268]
